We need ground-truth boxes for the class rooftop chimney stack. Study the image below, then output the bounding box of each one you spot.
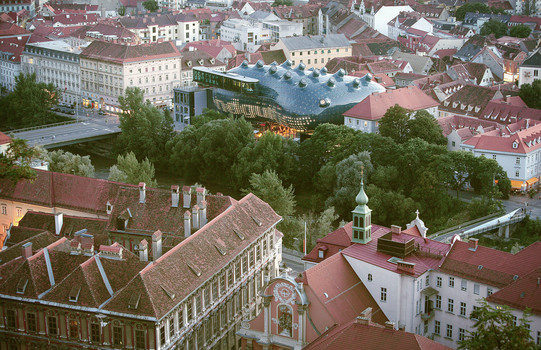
[152,230,162,260]
[139,239,148,262]
[183,186,191,208]
[171,185,180,208]
[139,182,146,204]
[22,242,32,259]
[192,205,200,230]
[54,212,63,236]
[385,321,396,329]
[200,200,207,227]
[468,238,479,251]
[184,211,192,238]
[391,225,401,234]
[196,187,206,207]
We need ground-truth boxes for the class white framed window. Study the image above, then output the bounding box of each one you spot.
[446,324,453,339]
[16,207,22,217]
[460,302,466,316]
[461,280,467,291]
[368,273,372,281]
[1,204,6,215]
[487,288,493,296]
[449,277,454,288]
[474,284,480,295]
[447,298,454,313]
[459,328,465,341]
[435,295,441,309]
[437,277,442,287]
[434,320,440,335]
[380,287,387,302]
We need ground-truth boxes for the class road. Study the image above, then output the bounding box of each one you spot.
[282,251,305,277]
[12,121,121,148]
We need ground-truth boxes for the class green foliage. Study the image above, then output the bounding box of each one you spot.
[233,131,298,188]
[378,106,445,145]
[324,152,373,219]
[117,87,174,166]
[510,24,532,38]
[108,152,157,187]
[458,301,537,350]
[454,3,505,21]
[243,170,296,218]
[168,117,254,183]
[509,215,541,247]
[519,80,541,109]
[0,73,62,129]
[378,105,410,143]
[118,5,126,16]
[365,184,418,227]
[408,110,447,145]
[480,19,508,38]
[468,196,504,218]
[192,109,229,128]
[0,139,41,183]
[272,0,293,6]
[46,150,95,177]
[142,0,159,12]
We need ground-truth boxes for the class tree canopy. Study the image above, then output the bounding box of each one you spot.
[108,152,157,187]
[46,150,95,177]
[117,87,174,166]
[519,80,541,109]
[458,301,537,350]
[509,24,532,38]
[0,138,41,183]
[0,73,64,130]
[378,106,446,145]
[480,19,508,38]
[454,3,505,21]
[243,170,296,218]
[142,0,159,12]
[272,0,293,6]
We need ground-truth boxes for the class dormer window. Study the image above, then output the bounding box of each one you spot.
[512,141,518,149]
[318,250,324,259]
[106,201,113,215]
[452,102,458,108]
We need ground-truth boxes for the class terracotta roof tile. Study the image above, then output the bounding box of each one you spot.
[487,266,541,315]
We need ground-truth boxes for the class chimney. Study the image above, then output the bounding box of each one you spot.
[22,242,32,259]
[152,230,163,260]
[171,185,180,208]
[196,187,206,207]
[192,205,200,230]
[391,225,401,234]
[183,186,191,208]
[385,321,396,329]
[54,213,63,236]
[139,182,146,203]
[184,211,192,238]
[139,239,148,262]
[397,261,415,274]
[469,238,479,251]
[75,230,94,255]
[200,200,207,227]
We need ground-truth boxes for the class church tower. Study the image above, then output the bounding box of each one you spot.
[351,172,372,244]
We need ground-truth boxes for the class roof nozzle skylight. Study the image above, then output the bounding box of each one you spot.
[327,77,336,87]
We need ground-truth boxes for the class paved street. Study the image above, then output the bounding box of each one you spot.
[282,251,305,277]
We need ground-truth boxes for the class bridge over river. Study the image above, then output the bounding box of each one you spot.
[7,120,121,149]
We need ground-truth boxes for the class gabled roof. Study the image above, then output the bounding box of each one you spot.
[279,34,351,51]
[304,317,452,350]
[436,114,502,137]
[438,85,500,118]
[392,51,432,74]
[343,86,439,121]
[487,266,541,315]
[521,47,541,68]
[17,211,108,238]
[480,98,541,125]
[80,40,181,64]
[0,21,29,37]
[439,241,541,288]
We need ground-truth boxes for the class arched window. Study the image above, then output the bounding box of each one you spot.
[368,273,372,281]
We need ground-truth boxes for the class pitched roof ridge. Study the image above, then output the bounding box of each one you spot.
[124,272,159,317]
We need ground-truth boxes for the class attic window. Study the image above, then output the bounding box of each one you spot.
[513,274,519,280]
[161,285,176,300]
[128,293,141,309]
[477,265,483,270]
[69,286,81,302]
[251,215,262,226]
[187,262,202,277]
[16,278,28,294]
[214,243,227,256]
[234,229,245,241]
[387,257,402,264]
[186,61,192,67]
[512,141,518,149]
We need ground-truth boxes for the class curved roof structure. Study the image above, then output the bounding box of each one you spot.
[211,60,385,131]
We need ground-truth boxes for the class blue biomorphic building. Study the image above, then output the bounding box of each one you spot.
[193,60,385,134]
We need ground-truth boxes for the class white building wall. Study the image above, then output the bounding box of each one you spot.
[0,60,20,92]
[518,66,541,87]
[373,6,414,36]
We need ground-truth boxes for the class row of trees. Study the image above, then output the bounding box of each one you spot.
[480,20,532,39]
[0,73,70,130]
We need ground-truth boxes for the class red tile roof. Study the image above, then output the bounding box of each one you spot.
[343,86,439,121]
[487,266,541,315]
[53,13,98,26]
[0,131,11,144]
[301,252,389,332]
[480,98,541,124]
[0,21,29,37]
[81,40,181,64]
[439,241,541,288]
[439,85,500,118]
[0,34,29,63]
[304,317,452,350]
[463,120,541,154]
[437,114,502,137]
[342,230,451,278]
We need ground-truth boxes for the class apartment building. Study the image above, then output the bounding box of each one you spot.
[22,39,89,107]
[119,13,199,45]
[0,186,283,350]
[80,40,181,112]
[0,35,28,92]
[272,34,351,70]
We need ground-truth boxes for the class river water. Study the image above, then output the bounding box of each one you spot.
[61,146,243,199]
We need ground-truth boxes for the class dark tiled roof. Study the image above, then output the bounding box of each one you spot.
[522,48,541,68]
[439,85,499,117]
[80,40,181,63]
[18,211,108,238]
